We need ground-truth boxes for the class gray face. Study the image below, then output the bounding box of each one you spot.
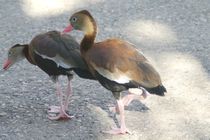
[8,45,24,61]
[69,14,84,31]
[69,12,93,32]
[4,44,25,70]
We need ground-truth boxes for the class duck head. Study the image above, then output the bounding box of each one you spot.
[3,44,26,70]
[63,10,97,35]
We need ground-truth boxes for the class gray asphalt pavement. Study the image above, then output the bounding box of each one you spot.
[0,0,210,140]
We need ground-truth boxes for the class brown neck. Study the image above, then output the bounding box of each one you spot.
[80,19,97,53]
[22,45,36,65]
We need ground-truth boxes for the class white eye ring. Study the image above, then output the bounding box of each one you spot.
[71,17,77,22]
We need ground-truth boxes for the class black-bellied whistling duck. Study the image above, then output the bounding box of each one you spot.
[63,10,167,134]
[3,30,94,120]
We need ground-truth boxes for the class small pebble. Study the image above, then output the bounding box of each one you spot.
[0,112,7,116]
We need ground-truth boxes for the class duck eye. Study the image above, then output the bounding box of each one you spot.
[71,17,77,23]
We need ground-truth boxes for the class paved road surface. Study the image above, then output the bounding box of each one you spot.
[0,0,210,139]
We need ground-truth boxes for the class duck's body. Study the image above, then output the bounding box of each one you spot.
[30,31,93,80]
[3,31,94,120]
[63,10,166,134]
[83,39,165,97]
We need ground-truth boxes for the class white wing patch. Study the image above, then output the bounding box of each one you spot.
[128,88,143,95]
[92,64,131,84]
[35,51,72,69]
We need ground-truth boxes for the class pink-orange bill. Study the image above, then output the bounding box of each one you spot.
[62,24,73,33]
[3,59,11,70]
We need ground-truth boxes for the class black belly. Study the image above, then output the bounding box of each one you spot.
[73,68,96,80]
[34,53,72,76]
[95,71,166,97]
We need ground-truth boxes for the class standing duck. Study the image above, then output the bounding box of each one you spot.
[63,10,166,134]
[3,31,94,120]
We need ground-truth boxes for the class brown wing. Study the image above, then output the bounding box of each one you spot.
[85,39,161,88]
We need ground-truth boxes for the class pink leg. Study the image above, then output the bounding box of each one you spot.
[109,88,150,113]
[48,81,73,120]
[48,78,72,113]
[104,100,131,135]
[125,87,150,106]
[122,94,143,106]
[48,81,63,113]
[63,79,72,111]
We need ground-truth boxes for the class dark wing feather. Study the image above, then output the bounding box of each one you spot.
[30,31,94,79]
[30,31,87,69]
